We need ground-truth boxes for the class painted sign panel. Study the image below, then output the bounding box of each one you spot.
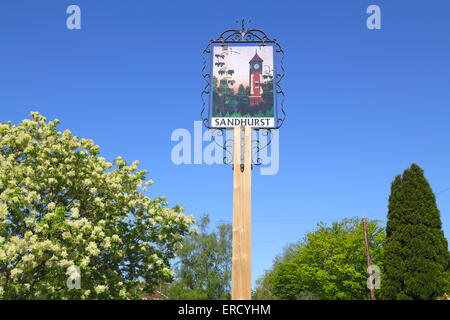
[211,45,275,128]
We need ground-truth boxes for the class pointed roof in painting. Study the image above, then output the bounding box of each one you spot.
[249,50,263,63]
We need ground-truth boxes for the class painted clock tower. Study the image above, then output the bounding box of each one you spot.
[249,51,264,106]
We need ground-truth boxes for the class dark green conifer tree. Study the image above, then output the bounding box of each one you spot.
[382,164,449,299]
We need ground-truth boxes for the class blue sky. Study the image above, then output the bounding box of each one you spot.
[1,0,449,288]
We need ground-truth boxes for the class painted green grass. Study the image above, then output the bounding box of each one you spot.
[215,109,274,118]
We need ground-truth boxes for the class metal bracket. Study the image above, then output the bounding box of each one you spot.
[232,163,253,172]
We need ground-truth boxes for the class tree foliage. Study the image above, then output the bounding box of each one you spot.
[268,218,385,300]
[382,163,450,300]
[0,113,195,299]
[168,214,232,300]
[253,243,297,300]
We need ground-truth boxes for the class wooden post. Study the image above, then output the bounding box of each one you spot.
[363,215,375,300]
[232,126,252,300]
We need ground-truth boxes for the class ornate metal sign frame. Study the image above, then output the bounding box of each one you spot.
[201,20,286,165]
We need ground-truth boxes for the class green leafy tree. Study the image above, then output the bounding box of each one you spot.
[382,164,450,300]
[168,214,232,300]
[272,218,385,300]
[253,243,297,300]
[0,113,195,299]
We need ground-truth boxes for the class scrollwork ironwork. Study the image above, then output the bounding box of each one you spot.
[209,128,233,165]
[252,129,273,166]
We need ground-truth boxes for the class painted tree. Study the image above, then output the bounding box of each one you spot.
[382,164,450,300]
[237,84,246,96]
[262,65,273,82]
[0,113,195,299]
[214,49,238,89]
[271,218,385,300]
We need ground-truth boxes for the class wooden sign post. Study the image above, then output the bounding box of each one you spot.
[200,20,285,301]
[232,126,252,300]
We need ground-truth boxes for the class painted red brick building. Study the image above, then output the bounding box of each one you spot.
[249,51,264,106]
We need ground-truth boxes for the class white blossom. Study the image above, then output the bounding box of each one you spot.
[47,202,56,211]
[0,112,194,299]
[94,285,108,294]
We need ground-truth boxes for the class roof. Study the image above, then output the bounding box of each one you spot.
[249,51,263,63]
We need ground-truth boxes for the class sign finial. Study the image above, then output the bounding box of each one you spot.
[236,19,251,34]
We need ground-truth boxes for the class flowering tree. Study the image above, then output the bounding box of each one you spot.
[0,112,195,299]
